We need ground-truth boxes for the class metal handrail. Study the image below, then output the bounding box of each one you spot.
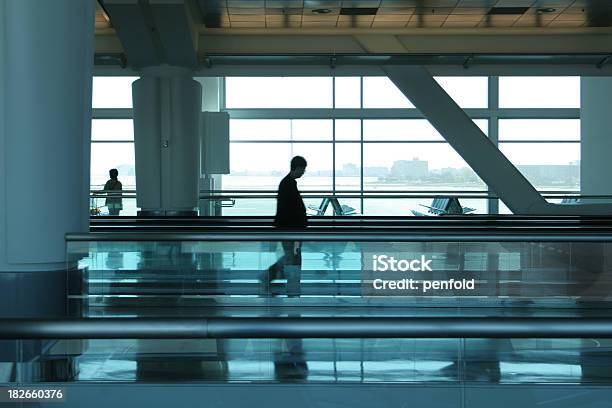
[89,188,588,194]
[88,188,612,202]
[1,317,612,339]
[89,194,612,200]
[196,194,596,200]
[89,189,584,194]
[88,215,612,220]
[198,189,583,194]
[88,190,612,200]
[66,230,612,242]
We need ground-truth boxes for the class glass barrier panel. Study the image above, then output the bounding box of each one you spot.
[68,240,612,315]
[4,336,612,384]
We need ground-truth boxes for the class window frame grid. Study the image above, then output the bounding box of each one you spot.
[220,77,580,215]
[90,76,582,216]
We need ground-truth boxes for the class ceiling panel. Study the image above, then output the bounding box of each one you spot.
[372,20,409,26]
[374,13,412,20]
[96,0,612,31]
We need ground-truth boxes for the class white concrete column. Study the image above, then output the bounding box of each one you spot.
[0,0,94,315]
[132,66,202,215]
[581,77,612,203]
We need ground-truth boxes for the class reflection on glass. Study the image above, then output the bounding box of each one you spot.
[61,239,612,384]
[262,241,303,297]
[67,239,612,305]
[15,335,612,384]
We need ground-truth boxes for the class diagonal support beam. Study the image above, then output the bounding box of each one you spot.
[102,0,162,67]
[102,0,198,68]
[382,65,612,215]
[383,65,544,214]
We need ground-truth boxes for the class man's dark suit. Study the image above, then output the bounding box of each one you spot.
[267,174,306,297]
[274,174,307,228]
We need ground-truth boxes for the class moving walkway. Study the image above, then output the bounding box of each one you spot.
[3,217,612,407]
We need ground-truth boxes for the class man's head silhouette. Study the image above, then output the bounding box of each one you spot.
[290,156,307,179]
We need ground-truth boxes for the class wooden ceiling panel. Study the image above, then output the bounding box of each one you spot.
[97,0,612,31]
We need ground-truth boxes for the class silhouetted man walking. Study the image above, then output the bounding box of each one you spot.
[269,156,309,380]
[265,156,308,297]
[274,155,307,229]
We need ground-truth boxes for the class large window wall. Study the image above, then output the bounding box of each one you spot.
[222,75,580,216]
[91,77,138,215]
[497,76,580,213]
[90,75,581,216]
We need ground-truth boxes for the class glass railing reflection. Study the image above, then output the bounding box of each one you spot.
[68,239,612,312]
[54,232,612,385]
[5,336,612,384]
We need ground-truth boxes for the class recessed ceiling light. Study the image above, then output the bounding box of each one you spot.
[340,7,378,16]
[488,7,529,15]
[537,8,557,14]
[312,8,332,14]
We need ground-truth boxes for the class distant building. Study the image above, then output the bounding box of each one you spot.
[390,159,428,180]
[517,163,579,184]
[340,163,359,176]
[363,167,389,177]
